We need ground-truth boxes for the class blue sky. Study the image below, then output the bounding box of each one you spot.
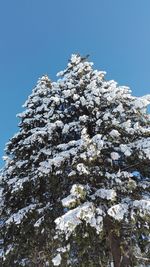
[0,0,150,167]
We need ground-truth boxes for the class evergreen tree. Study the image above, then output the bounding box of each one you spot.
[0,54,150,267]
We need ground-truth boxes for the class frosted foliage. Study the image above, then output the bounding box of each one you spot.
[109,129,120,138]
[91,188,116,200]
[107,204,128,221]
[134,95,150,109]
[134,138,150,160]
[52,254,62,266]
[5,204,36,225]
[0,54,150,266]
[61,184,88,208]
[132,200,150,217]
[55,202,103,239]
[34,216,44,227]
[111,152,120,160]
[61,194,77,208]
[76,163,89,174]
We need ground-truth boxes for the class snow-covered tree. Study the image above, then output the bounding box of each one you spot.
[0,54,150,267]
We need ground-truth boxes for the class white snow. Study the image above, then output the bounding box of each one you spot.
[109,129,120,138]
[61,184,87,208]
[133,138,150,160]
[132,200,150,217]
[6,204,36,225]
[111,152,120,160]
[11,176,29,193]
[55,202,103,239]
[134,95,150,109]
[61,194,77,208]
[91,188,116,201]
[76,163,89,174]
[92,134,104,149]
[107,203,128,221]
[70,184,86,197]
[34,216,44,227]
[120,144,132,156]
[52,253,62,266]
[70,54,81,64]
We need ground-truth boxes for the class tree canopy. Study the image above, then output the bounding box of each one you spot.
[0,54,150,267]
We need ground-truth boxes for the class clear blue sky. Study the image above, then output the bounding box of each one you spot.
[0,0,150,167]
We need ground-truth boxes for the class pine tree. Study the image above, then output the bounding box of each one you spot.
[0,54,150,267]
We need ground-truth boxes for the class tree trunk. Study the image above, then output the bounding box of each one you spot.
[108,227,121,267]
[104,216,121,267]
[104,216,133,267]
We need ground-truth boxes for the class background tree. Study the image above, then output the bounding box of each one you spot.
[0,54,150,267]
